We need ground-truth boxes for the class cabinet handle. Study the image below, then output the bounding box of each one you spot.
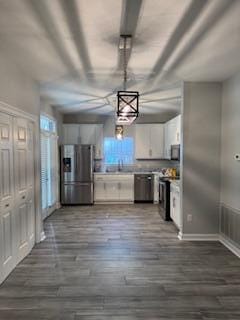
[149,149,152,157]
[5,203,9,208]
[118,182,121,189]
[22,195,26,200]
[173,197,176,208]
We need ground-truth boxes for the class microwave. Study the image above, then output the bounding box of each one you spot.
[171,144,180,161]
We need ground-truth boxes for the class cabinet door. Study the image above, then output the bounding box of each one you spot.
[175,115,181,144]
[170,188,180,229]
[79,124,96,145]
[118,176,134,201]
[63,125,80,144]
[0,112,15,281]
[150,124,164,159]
[164,122,169,159]
[94,177,106,201]
[105,180,119,201]
[95,124,103,159]
[135,124,150,159]
[13,118,31,263]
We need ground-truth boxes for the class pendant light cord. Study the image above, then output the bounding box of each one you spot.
[123,36,127,91]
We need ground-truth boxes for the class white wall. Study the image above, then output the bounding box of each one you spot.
[0,54,39,115]
[181,82,222,235]
[221,73,240,211]
[0,53,44,242]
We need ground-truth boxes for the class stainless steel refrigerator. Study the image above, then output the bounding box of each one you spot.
[60,145,94,205]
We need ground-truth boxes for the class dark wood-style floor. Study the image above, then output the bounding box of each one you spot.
[0,204,240,319]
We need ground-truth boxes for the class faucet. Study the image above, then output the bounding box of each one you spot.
[118,159,124,172]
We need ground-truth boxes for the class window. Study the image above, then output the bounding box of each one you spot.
[104,137,134,165]
[40,115,58,219]
[40,115,56,132]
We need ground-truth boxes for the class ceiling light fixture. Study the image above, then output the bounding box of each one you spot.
[115,125,124,140]
[116,35,139,125]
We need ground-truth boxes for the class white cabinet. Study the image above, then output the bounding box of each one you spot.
[170,182,181,229]
[164,115,181,159]
[135,124,164,159]
[63,124,103,159]
[94,174,134,202]
[150,125,164,159]
[63,124,80,144]
[118,176,134,201]
[94,125,103,160]
[135,124,150,159]
[94,176,105,201]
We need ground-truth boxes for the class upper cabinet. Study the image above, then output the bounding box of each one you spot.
[164,115,181,159]
[63,125,80,145]
[63,124,103,159]
[135,124,164,159]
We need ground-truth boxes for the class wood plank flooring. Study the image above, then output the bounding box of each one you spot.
[0,204,240,319]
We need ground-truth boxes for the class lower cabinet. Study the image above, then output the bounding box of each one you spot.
[94,174,134,202]
[170,183,181,229]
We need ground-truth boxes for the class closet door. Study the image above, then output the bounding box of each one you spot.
[13,118,33,263]
[0,112,15,281]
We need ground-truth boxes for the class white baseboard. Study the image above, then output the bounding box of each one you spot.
[219,234,240,258]
[178,232,219,241]
[94,201,134,204]
[178,232,240,258]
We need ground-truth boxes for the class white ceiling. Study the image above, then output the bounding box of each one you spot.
[0,0,240,115]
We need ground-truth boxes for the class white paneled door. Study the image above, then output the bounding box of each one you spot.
[0,113,36,283]
[0,112,15,281]
[13,117,35,263]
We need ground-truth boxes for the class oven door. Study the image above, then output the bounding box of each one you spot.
[159,181,166,210]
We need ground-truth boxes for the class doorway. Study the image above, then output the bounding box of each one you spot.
[40,115,58,220]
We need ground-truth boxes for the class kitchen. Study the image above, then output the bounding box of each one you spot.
[60,112,182,231]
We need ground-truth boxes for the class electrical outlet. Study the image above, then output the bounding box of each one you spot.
[187,214,192,222]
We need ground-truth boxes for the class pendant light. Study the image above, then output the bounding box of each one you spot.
[116,35,139,125]
[115,125,124,140]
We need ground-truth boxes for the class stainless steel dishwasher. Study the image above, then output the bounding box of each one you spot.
[134,174,154,203]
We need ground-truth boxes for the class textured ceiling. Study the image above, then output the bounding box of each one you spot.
[0,0,240,115]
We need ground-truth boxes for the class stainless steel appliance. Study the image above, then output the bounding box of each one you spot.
[159,178,171,221]
[134,174,154,203]
[171,144,180,161]
[60,145,94,205]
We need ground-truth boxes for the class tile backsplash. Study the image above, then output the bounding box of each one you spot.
[94,159,180,173]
